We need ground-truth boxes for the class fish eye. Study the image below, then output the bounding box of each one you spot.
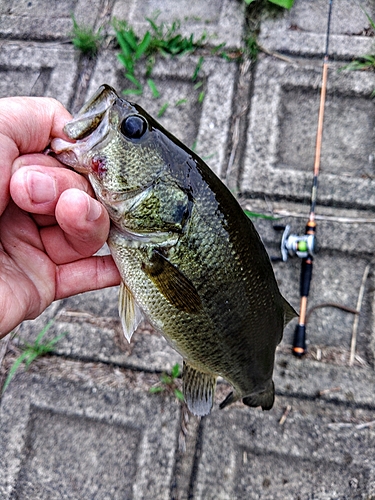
[120,115,147,140]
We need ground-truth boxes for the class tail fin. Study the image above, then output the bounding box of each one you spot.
[242,380,275,411]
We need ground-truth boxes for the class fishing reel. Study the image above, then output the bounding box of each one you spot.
[273,224,316,262]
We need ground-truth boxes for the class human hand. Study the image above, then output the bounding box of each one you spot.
[0,96,121,338]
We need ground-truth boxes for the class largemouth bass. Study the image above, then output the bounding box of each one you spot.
[52,85,296,416]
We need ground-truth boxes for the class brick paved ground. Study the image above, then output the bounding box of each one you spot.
[1,1,375,498]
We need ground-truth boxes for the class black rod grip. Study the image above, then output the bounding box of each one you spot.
[293,324,307,357]
[300,257,313,297]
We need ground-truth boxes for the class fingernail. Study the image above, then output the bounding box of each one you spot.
[26,171,56,204]
[86,197,102,222]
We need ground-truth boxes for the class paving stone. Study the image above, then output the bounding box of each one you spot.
[274,353,375,406]
[112,0,244,49]
[289,0,375,36]
[259,0,375,58]
[0,41,78,105]
[193,395,375,499]
[86,51,237,177]
[241,55,375,210]
[0,371,180,499]
[0,0,102,40]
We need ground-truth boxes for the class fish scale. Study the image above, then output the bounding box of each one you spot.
[52,84,297,416]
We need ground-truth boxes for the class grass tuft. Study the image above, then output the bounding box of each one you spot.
[113,16,207,97]
[149,362,184,402]
[70,15,103,57]
[2,321,67,395]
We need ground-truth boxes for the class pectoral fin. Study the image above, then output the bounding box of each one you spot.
[118,281,144,342]
[183,360,216,417]
[143,250,202,314]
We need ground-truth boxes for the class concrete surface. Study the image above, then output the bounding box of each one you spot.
[1,0,375,498]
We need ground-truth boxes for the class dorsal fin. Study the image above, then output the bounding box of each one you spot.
[182,360,216,417]
[118,281,144,342]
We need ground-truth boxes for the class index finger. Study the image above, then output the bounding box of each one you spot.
[0,96,72,215]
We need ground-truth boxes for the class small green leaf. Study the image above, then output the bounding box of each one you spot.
[268,0,295,8]
[24,351,40,369]
[44,332,68,351]
[146,16,161,34]
[192,56,204,82]
[360,7,375,31]
[161,373,172,384]
[135,31,151,59]
[157,103,169,117]
[34,319,54,347]
[147,78,160,98]
[117,53,133,73]
[171,363,180,379]
[122,30,139,51]
[175,98,187,107]
[198,91,205,103]
[115,30,132,58]
[243,209,278,220]
[123,73,143,93]
[122,88,144,96]
[211,42,226,55]
[1,351,29,395]
[174,388,184,401]
[149,386,165,394]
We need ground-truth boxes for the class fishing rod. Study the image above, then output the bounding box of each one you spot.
[275,0,334,357]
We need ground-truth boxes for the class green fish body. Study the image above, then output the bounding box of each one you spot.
[52,85,296,416]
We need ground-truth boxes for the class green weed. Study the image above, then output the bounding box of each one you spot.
[343,54,375,71]
[245,34,260,61]
[341,9,375,96]
[70,15,103,57]
[1,321,66,395]
[157,102,169,117]
[149,362,184,402]
[244,0,295,8]
[113,16,207,96]
[243,209,279,220]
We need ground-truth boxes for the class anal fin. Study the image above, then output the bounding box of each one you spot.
[118,281,144,342]
[183,360,216,417]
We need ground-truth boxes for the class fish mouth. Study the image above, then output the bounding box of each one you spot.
[51,85,119,172]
